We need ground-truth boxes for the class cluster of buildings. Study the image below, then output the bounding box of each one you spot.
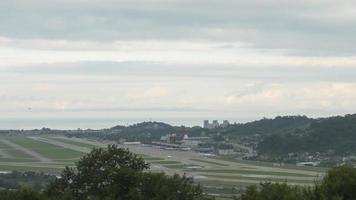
[203,120,230,129]
[159,133,210,149]
[154,133,238,156]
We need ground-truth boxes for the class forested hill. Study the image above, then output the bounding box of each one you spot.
[60,114,356,153]
[108,122,204,141]
[107,116,314,141]
[213,115,313,136]
[258,114,356,156]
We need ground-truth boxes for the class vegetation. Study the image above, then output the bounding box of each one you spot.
[216,116,312,137]
[64,122,206,142]
[236,165,356,200]
[0,171,55,191]
[258,114,356,156]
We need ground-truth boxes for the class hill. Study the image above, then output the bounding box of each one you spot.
[258,114,356,156]
[214,115,313,137]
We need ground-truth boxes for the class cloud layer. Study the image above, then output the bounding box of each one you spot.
[1,0,356,128]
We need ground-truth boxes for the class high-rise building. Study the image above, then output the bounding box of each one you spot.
[222,120,230,127]
[212,120,219,128]
[203,120,222,129]
[203,120,210,129]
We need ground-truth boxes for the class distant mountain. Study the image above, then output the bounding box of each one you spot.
[258,114,356,156]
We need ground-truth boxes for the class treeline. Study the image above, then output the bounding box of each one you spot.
[63,122,205,142]
[0,171,55,191]
[258,114,356,156]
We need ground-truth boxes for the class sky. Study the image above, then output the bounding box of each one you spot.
[1,0,356,129]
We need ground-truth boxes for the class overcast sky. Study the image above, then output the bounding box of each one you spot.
[1,0,356,129]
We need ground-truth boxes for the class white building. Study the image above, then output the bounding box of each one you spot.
[182,137,209,147]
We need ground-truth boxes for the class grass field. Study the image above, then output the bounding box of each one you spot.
[45,137,99,149]
[0,135,88,172]
[191,158,228,166]
[3,136,85,160]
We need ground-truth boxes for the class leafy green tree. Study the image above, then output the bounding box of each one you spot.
[237,165,356,200]
[46,145,148,199]
[239,182,310,200]
[319,165,356,200]
[46,144,211,200]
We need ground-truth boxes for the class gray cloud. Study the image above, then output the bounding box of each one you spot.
[1,0,356,55]
[1,0,356,128]
[3,61,356,83]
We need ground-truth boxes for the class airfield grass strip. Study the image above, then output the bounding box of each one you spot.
[0,140,36,159]
[190,158,228,166]
[214,157,328,173]
[203,174,315,184]
[4,136,85,160]
[0,142,10,149]
[2,148,37,160]
[163,164,202,169]
[163,164,185,169]
[144,157,165,161]
[195,169,313,177]
[196,179,252,188]
[46,137,99,149]
[215,197,234,200]
[149,160,181,164]
[0,164,63,173]
[0,157,36,162]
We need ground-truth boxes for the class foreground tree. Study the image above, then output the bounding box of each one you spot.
[46,144,211,200]
[319,165,356,200]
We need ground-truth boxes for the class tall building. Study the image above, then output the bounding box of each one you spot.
[222,120,230,128]
[203,120,223,129]
[212,120,219,128]
[203,120,210,129]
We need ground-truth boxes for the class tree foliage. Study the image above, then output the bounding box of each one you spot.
[236,165,356,200]
[44,144,211,200]
[258,114,356,156]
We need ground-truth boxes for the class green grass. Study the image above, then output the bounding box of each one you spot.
[163,164,203,169]
[0,157,36,162]
[196,169,313,177]
[190,158,228,166]
[0,142,10,149]
[2,148,35,159]
[214,157,328,173]
[3,136,85,159]
[163,164,185,169]
[215,197,234,200]
[0,164,64,173]
[196,179,252,187]
[149,160,181,164]
[0,140,36,159]
[137,154,149,157]
[203,174,315,184]
[144,157,165,161]
[46,137,98,149]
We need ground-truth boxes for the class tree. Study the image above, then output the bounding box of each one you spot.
[238,182,309,200]
[319,165,356,200]
[46,144,211,200]
[236,165,356,200]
